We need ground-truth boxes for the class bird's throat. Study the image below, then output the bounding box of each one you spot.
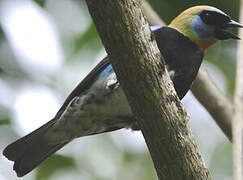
[191,38,217,51]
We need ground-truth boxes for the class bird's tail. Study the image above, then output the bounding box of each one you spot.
[3,118,70,177]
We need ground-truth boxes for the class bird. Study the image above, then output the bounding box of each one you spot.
[3,5,243,177]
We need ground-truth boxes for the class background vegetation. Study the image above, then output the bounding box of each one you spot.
[0,0,239,179]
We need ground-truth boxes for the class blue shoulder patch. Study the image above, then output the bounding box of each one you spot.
[150,25,163,32]
[98,64,114,78]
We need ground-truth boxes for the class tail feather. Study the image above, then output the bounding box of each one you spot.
[3,118,70,177]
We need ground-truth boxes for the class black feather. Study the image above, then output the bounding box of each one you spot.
[3,118,70,177]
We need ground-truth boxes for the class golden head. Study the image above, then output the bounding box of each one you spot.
[169,6,243,51]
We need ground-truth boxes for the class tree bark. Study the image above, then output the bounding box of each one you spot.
[86,0,210,179]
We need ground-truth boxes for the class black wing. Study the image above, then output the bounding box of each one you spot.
[153,27,204,99]
[55,57,110,118]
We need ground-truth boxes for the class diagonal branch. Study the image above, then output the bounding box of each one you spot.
[233,1,243,179]
[86,0,210,179]
[142,0,233,141]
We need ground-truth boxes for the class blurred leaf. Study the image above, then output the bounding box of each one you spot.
[0,105,11,125]
[0,118,10,125]
[35,154,77,180]
[206,42,237,97]
[148,0,240,24]
[73,23,103,55]
[121,151,156,180]
[0,66,5,75]
[209,141,233,179]
[0,26,5,42]
[33,0,47,7]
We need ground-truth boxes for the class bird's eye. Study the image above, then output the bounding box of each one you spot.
[204,12,210,17]
[200,10,231,27]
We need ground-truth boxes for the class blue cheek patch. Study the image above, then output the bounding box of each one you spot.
[98,64,114,79]
[150,25,163,32]
[191,15,202,37]
[192,15,213,39]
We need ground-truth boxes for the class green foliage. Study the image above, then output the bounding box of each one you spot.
[0,105,10,126]
[147,0,240,23]
[35,154,77,180]
[0,67,4,75]
[121,151,157,180]
[73,23,103,55]
[206,42,237,97]
[33,0,47,7]
[209,141,233,179]
[0,26,5,42]
[0,118,10,125]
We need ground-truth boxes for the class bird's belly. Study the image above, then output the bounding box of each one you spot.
[82,71,133,122]
[85,87,132,117]
[53,85,134,140]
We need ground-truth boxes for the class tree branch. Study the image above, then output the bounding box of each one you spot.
[233,1,243,179]
[86,0,210,179]
[191,68,233,140]
[142,0,233,141]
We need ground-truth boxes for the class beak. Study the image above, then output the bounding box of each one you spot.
[215,20,243,40]
[225,20,243,28]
